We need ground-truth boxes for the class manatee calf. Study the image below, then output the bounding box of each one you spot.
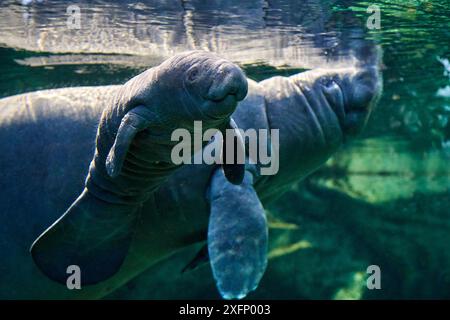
[0,50,381,299]
[0,50,249,296]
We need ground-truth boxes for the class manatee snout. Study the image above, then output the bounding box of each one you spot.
[343,67,381,135]
[349,67,381,111]
[204,62,248,119]
[207,62,248,101]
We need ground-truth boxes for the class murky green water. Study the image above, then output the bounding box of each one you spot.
[1,0,449,299]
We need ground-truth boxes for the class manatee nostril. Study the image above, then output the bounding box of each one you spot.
[207,64,248,102]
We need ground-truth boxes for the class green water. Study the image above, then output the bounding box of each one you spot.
[1,0,450,299]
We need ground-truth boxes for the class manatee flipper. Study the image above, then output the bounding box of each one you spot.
[207,168,268,299]
[221,118,245,185]
[30,190,140,285]
[30,105,159,285]
[106,105,155,178]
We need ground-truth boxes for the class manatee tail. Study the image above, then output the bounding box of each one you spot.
[30,189,137,285]
[207,168,268,300]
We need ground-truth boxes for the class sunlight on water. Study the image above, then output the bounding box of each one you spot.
[315,137,450,203]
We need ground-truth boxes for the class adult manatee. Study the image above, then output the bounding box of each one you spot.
[0,52,381,299]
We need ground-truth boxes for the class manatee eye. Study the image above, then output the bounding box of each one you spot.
[187,67,199,82]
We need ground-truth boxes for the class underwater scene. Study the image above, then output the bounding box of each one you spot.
[0,0,449,300]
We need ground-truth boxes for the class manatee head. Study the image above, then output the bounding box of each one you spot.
[126,50,248,130]
[105,50,248,131]
[320,66,381,137]
[263,65,381,189]
[290,65,382,151]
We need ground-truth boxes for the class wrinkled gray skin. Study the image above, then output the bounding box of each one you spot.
[0,56,381,298]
